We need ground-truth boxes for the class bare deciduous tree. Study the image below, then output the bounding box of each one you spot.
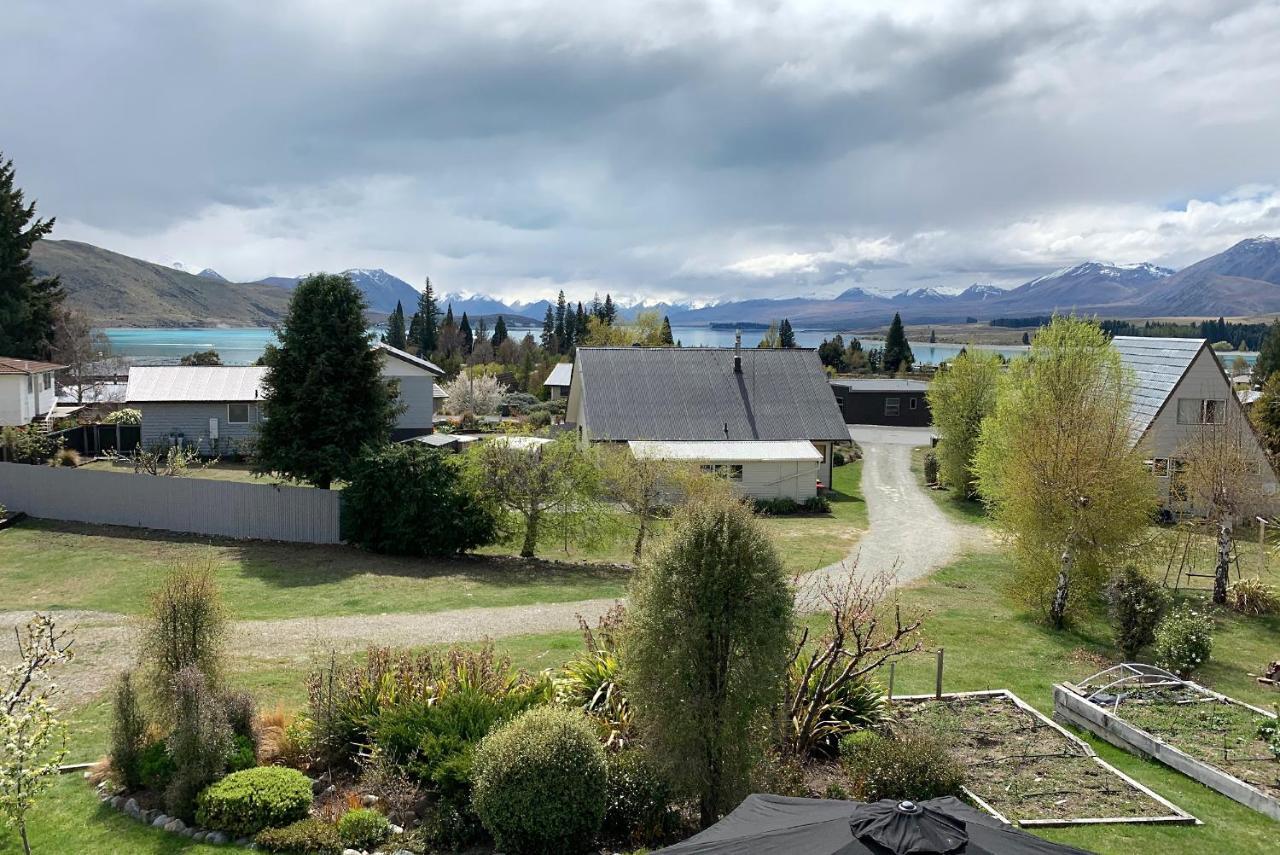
[595,444,692,560]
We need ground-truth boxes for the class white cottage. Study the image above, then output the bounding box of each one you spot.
[0,357,66,426]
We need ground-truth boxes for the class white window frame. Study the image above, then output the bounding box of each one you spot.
[1176,398,1226,425]
[700,463,744,481]
[227,403,251,424]
[1150,458,1170,477]
[885,397,900,416]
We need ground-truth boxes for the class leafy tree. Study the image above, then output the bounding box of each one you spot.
[383,300,407,349]
[462,434,600,557]
[757,322,780,349]
[180,349,222,366]
[926,348,1001,498]
[342,443,498,556]
[491,315,508,347]
[596,444,689,559]
[974,316,1155,628]
[582,315,634,347]
[52,306,117,404]
[778,318,796,348]
[440,372,507,416]
[817,335,847,371]
[459,312,473,353]
[1251,371,1280,458]
[1254,319,1280,385]
[661,316,675,346]
[0,155,63,360]
[624,492,792,827]
[140,559,227,717]
[882,313,914,374]
[255,273,399,488]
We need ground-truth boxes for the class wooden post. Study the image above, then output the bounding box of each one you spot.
[887,662,895,707]
[935,648,945,699]
[1261,517,1268,577]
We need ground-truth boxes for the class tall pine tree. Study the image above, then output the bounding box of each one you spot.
[779,318,796,348]
[459,312,473,353]
[661,316,674,346]
[492,315,509,346]
[255,273,398,489]
[883,312,914,373]
[0,154,63,359]
[554,291,568,353]
[602,293,617,325]
[574,301,588,346]
[415,276,439,355]
[541,305,556,352]
[383,300,407,349]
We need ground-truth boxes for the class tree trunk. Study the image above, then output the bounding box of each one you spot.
[521,510,540,558]
[633,515,647,561]
[19,821,30,855]
[1049,546,1072,629]
[1213,521,1232,605]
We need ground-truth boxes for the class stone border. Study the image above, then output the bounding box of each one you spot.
[896,689,1198,827]
[1054,681,1280,822]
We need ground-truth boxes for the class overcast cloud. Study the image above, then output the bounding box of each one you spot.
[5,0,1280,303]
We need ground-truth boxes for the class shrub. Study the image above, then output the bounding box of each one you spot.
[137,739,176,791]
[602,749,673,846]
[803,495,831,513]
[358,747,421,827]
[556,648,633,750]
[103,407,142,426]
[0,424,56,464]
[528,410,551,428]
[923,451,939,486]
[226,733,257,772]
[1106,566,1169,659]
[1153,606,1214,678]
[255,818,342,855]
[257,707,313,770]
[471,706,608,855]
[165,668,231,819]
[142,559,227,716]
[195,766,313,837]
[842,729,964,802]
[754,497,799,515]
[337,808,390,850]
[1226,578,1280,616]
[787,664,885,759]
[341,443,499,556]
[48,447,80,467]
[109,671,149,789]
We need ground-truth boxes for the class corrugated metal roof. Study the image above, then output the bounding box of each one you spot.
[126,366,266,402]
[830,379,930,392]
[0,357,67,374]
[544,362,573,387]
[1112,337,1206,439]
[629,440,822,462]
[575,347,849,441]
[376,341,444,375]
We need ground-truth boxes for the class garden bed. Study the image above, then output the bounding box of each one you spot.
[0,509,26,531]
[893,690,1196,827]
[1056,666,1280,821]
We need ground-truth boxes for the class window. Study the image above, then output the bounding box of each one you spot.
[1176,398,1226,425]
[1150,458,1170,477]
[227,403,250,424]
[700,464,744,481]
[885,397,900,416]
[42,373,51,390]
[26,375,32,393]
[909,397,918,410]
[1169,459,1188,502]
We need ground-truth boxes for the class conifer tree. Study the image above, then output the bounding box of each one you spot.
[0,154,63,359]
[414,276,439,355]
[883,312,914,373]
[590,293,603,320]
[444,303,455,328]
[661,315,675,346]
[602,293,617,325]
[575,301,588,345]
[459,312,473,353]
[383,300,407,349]
[542,305,556,352]
[475,316,488,345]
[1253,319,1280,385]
[255,273,398,489]
[554,290,568,349]
[929,329,937,344]
[492,315,509,346]
[778,318,796,348]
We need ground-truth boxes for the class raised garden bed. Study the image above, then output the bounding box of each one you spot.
[893,690,1196,827]
[1056,664,1280,821]
[0,510,27,531]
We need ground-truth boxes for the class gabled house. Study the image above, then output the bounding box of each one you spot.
[0,357,66,426]
[1113,336,1278,502]
[543,362,573,400]
[126,342,443,455]
[565,344,849,499]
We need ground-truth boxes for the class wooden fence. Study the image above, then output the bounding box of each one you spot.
[0,462,342,544]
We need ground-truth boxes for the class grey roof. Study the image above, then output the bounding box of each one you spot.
[830,378,930,392]
[375,341,444,375]
[544,362,573,387]
[574,347,849,441]
[1112,336,1206,439]
[127,366,266,403]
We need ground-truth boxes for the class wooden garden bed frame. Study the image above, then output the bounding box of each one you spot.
[896,689,1197,827]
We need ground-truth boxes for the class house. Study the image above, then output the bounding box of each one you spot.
[565,344,849,499]
[543,362,573,399]
[830,378,931,427]
[126,342,443,454]
[0,357,67,426]
[1114,336,1278,503]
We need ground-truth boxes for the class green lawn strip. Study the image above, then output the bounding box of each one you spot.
[77,459,304,488]
[908,445,988,526]
[0,520,629,619]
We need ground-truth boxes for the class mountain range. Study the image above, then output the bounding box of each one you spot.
[30,236,1280,329]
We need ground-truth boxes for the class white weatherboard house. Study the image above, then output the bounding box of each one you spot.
[543,362,573,399]
[566,345,849,500]
[0,357,66,426]
[126,343,443,454]
[1114,336,1278,503]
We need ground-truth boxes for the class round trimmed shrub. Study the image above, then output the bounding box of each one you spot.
[841,729,964,802]
[337,807,390,850]
[255,818,341,854]
[471,706,607,854]
[1106,565,1168,660]
[1153,605,1214,678]
[602,749,673,846]
[195,766,313,837]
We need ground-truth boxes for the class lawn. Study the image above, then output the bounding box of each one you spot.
[0,520,629,619]
[476,459,868,575]
[909,445,988,525]
[78,459,305,488]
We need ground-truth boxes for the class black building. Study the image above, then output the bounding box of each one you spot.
[830,379,931,426]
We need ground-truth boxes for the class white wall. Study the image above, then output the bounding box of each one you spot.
[0,372,56,426]
[378,352,436,435]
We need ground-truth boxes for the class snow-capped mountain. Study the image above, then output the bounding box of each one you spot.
[197,268,228,282]
[255,268,420,314]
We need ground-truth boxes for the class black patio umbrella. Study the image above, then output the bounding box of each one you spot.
[657,794,1096,855]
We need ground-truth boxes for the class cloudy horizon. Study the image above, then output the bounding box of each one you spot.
[6,0,1280,304]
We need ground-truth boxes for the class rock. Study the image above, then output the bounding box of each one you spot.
[181,827,196,838]
[109,795,124,810]
[164,818,186,834]
[151,814,171,828]
[360,793,380,807]
[389,850,417,855]
[192,831,206,843]
[388,823,404,834]
[235,837,251,847]
[123,798,141,817]
[143,809,161,824]
[205,831,228,845]
[343,849,363,855]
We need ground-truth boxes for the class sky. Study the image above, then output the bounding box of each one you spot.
[5,0,1280,305]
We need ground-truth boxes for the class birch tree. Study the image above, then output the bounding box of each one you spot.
[926,348,1001,498]
[974,317,1156,628]
[595,444,689,560]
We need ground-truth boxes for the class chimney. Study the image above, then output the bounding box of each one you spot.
[734,329,742,373]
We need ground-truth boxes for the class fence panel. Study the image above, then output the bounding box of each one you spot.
[0,462,341,544]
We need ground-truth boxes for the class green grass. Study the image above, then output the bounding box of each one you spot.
[909,446,988,525]
[0,520,629,619]
[78,459,306,487]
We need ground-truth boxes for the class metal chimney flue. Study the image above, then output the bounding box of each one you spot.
[734,330,742,373]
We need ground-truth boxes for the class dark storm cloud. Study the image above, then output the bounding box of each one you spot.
[3,0,1280,302]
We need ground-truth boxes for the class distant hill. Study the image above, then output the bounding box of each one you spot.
[258,268,421,315]
[31,240,291,327]
[1137,237,1280,316]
